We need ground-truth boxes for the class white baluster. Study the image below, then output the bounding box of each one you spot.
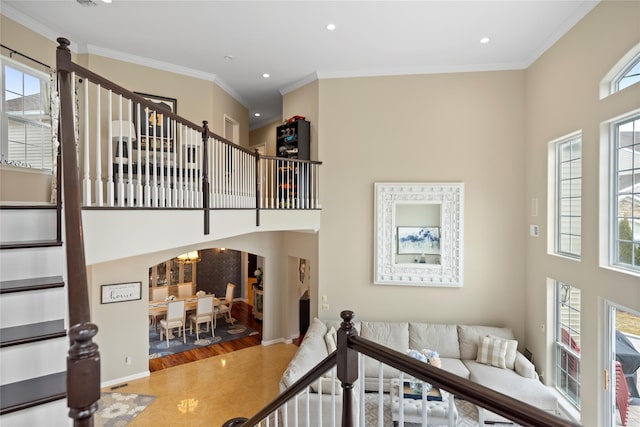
[94,84,103,207]
[116,95,124,207]
[143,107,151,207]
[82,78,91,205]
[127,99,134,207]
[135,103,143,206]
[106,90,114,206]
[158,111,165,207]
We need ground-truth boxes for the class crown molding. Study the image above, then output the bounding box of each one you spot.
[86,44,251,109]
[279,72,319,96]
[522,0,599,68]
[250,113,282,132]
[1,4,79,52]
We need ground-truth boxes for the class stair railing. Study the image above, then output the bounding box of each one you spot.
[56,37,101,427]
[230,310,583,427]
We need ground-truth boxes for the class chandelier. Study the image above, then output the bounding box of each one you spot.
[177,250,201,264]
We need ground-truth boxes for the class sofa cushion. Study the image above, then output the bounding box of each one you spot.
[476,335,508,368]
[409,323,461,359]
[458,325,515,360]
[325,326,337,353]
[439,357,470,379]
[489,334,518,370]
[463,360,557,418]
[361,321,409,382]
[281,318,328,389]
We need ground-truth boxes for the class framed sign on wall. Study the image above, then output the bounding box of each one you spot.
[101,282,142,304]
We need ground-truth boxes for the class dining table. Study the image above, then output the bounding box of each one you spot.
[149,294,221,333]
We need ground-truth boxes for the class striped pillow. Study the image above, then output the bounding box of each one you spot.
[476,336,508,369]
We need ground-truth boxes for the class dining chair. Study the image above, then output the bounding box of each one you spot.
[189,295,215,340]
[177,282,192,298]
[159,299,186,346]
[149,287,169,331]
[215,282,236,325]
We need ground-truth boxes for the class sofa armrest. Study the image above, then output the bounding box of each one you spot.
[514,352,538,379]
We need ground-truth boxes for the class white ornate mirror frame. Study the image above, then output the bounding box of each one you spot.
[374,182,464,286]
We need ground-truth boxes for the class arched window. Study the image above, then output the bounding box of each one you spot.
[613,52,640,92]
[600,42,640,99]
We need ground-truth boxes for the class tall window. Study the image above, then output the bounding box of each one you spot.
[555,281,581,407]
[613,52,640,92]
[612,115,640,272]
[556,136,582,258]
[1,57,52,170]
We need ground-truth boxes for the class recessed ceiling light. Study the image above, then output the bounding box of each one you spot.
[480,37,490,44]
[326,23,336,31]
[254,113,261,117]
[262,73,270,78]
[101,0,112,3]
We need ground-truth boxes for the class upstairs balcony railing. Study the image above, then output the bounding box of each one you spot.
[59,42,321,220]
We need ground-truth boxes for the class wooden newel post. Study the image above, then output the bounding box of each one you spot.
[254,148,260,227]
[201,121,210,235]
[337,310,358,427]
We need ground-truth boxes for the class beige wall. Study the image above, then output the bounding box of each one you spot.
[524,2,640,424]
[313,70,527,334]
[250,120,279,156]
[283,80,319,161]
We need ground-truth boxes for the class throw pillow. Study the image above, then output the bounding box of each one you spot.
[476,336,508,369]
[324,326,337,353]
[488,334,518,370]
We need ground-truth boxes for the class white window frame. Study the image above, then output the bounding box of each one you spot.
[610,113,640,273]
[553,134,582,258]
[1,55,53,170]
[554,281,581,409]
[612,51,640,93]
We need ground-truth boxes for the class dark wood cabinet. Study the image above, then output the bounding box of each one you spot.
[276,119,310,160]
[276,119,311,208]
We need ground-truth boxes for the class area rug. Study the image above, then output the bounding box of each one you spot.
[363,392,492,427]
[95,392,156,427]
[149,318,258,359]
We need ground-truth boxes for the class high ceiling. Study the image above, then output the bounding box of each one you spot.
[3,0,599,130]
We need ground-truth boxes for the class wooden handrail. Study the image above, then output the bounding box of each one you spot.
[231,310,583,427]
[57,37,101,427]
[340,311,581,427]
[239,352,338,426]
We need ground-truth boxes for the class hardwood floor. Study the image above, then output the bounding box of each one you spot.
[149,300,263,372]
[105,301,298,426]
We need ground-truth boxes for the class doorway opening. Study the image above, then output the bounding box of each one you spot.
[605,302,640,426]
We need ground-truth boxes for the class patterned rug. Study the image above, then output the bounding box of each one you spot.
[95,392,156,427]
[149,318,258,359]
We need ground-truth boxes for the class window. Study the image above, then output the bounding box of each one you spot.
[555,281,581,407]
[613,52,640,92]
[555,136,582,258]
[612,115,640,272]
[1,57,53,170]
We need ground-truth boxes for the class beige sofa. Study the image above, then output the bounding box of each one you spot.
[279,318,558,424]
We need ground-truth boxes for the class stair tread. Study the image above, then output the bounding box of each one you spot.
[0,240,62,250]
[0,320,66,348]
[0,372,66,414]
[0,276,65,294]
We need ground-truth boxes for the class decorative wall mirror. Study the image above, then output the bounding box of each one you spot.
[374,182,464,286]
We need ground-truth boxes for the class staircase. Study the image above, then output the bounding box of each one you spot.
[0,205,71,426]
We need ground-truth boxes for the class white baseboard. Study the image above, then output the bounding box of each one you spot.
[101,371,150,389]
[261,337,292,346]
